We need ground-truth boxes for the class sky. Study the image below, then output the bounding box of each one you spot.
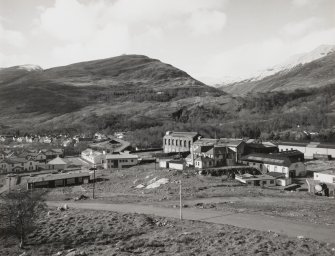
[0,0,334,84]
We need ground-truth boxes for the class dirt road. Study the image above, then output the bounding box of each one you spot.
[47,201,335,244]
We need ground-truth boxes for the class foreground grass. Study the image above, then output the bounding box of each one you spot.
[1,208,334,256]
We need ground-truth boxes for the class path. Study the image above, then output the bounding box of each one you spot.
[47,201,335,244]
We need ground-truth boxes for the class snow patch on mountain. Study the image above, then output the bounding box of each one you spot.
[252,44,335,81]
[17,64,43,71]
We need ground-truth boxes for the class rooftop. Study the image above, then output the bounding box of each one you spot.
[106,153,138,160]
[28,172,91,183]
[165,131,199,139]
[277,141,335,149]
[47,157,67,165]
[316,169,335,175]
[236,174,275,181]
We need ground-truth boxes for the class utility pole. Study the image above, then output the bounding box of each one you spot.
[89,164,97,199]
[179,180,182,220]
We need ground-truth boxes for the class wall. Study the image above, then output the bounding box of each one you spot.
[163,135,193,153]
[314,172,335,183]
[168,162,184,170]
[288,162,306,177]
[105,158,138,168]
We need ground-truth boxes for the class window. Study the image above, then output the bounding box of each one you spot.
[184,140,186,147]
[270,180,274,184]
[164,139,167,145]
[188,141,191,148]
[168,139,170,145]
[172,139,174,145]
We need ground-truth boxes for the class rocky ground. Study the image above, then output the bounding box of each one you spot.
[1,207,334,256]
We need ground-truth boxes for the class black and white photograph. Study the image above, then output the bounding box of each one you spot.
[0,0,335,255]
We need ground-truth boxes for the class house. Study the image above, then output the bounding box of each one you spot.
[21,152,47,162]
[158,158,174,168]
[241,150,306,178]
[46,157,68,170]
[163,131,201,153]
[277,141,335,159]
[27,172,91,189]
[81,149,105,165]
[194,156,215,169]
[235,173,277,187]
[104,153,138,168]
[0,157,38,174]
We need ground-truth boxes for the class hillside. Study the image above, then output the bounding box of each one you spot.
[0,54,334,146]
[220,51,335,95]
[0,55,227,132]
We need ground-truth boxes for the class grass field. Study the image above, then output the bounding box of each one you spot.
[1,207,334,256]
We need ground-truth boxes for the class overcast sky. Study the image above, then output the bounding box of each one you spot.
[0,0,334,84]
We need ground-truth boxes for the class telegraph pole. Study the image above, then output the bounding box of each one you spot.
[89,165,97,199]
[179,180,182,220]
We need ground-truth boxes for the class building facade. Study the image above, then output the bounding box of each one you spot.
[163,131,200,153]
[241,150,306,178]
[104,153,138,169]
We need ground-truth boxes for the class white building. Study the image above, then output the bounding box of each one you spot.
[241,150,306,178]
[314,170,335,184]
[81,149,105,165]
[104,153,138,169]
[277,142,335,159]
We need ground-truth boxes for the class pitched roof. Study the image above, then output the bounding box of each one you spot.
[47,157,67,165]
[241,154,292,167]
[218,138,244,147]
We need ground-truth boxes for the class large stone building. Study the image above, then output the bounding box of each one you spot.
[163,131,201,153]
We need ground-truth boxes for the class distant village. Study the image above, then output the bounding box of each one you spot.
[1,130,335,197]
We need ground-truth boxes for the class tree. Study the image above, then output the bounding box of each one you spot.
[0,189,46,248]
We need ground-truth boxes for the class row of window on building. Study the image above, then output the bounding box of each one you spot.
[164,139,191,148]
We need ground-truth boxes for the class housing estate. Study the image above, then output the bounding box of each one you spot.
[241,150,305,178]
[0,157,38,174]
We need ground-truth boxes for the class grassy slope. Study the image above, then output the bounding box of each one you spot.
[0,55,226,131]
[1,208,333,256]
